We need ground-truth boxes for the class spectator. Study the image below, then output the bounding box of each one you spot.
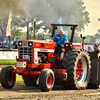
[93,43,100,57]
[88,46,91,52]
[94,43,99,53]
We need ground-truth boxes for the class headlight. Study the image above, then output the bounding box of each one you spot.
[18,41,22,46]
[28,42,33,47]
[66,44,68,47]
[70,44,72,47]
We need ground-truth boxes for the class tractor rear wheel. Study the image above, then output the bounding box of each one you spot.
[0,66,16,89]
[23,75,38,86]
[39,69,55,92]
[61,49,91,89]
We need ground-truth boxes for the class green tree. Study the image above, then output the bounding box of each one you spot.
[11,29,23,40]
[28,32,33,40]
[0,0,90,41]
[27,0,90,31]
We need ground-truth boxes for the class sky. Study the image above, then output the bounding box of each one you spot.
[83,0,100,36]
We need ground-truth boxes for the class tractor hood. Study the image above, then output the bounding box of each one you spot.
[18,40,56,49]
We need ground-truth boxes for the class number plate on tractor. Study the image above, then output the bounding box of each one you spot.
[17,62,26,68]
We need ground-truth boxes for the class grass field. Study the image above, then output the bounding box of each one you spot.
[0,59,16,64]
[16,76,23,81]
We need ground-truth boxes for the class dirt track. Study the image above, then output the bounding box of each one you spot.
[0,82,100,100]
[0,65,100,100]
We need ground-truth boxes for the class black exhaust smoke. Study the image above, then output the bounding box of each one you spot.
[0,0,30,17]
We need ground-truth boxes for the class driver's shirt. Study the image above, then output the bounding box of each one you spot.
[53,33,67,45]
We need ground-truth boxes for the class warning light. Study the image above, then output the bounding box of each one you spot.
[75,27,77,30]
[80,34,82,38]
[51,26,53,29]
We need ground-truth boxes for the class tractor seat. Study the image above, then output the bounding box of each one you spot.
[53,45,64,56]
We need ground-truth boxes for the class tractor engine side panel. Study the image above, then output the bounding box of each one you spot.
[34,48,54,64]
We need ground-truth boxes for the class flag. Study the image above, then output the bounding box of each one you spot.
[58,16,63,29]
[0,28,2,37]
[6,11,12,36]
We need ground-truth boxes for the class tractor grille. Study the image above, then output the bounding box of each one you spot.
[19,47,33,62]
[22,41,28,47]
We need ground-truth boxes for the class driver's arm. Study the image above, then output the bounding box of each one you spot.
[53,34,57,42]
[65,40,68,43]
[64,34,68,43]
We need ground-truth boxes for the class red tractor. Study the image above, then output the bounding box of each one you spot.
[0,24,96,92]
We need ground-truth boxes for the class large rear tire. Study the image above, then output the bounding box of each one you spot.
[23,75,38,86]
[62,49,91,89]
[1,66,16,89]
[39,69,55,92]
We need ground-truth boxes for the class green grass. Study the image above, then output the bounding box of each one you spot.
[16,76,23,81]
[0,59,16,64]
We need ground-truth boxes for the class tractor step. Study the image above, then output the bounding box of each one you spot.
[50,56,55,62]
[53,69,67,81]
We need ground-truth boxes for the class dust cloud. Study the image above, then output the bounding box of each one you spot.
[83,0,100,35]
[0,0,30,17]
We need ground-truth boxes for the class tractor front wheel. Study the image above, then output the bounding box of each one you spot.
[0,66,16,89]
[39,69,55,92]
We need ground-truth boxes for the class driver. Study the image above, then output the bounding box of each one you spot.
[53,29,67,58]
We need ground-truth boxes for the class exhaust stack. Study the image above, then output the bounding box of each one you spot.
[32,17,36,40]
